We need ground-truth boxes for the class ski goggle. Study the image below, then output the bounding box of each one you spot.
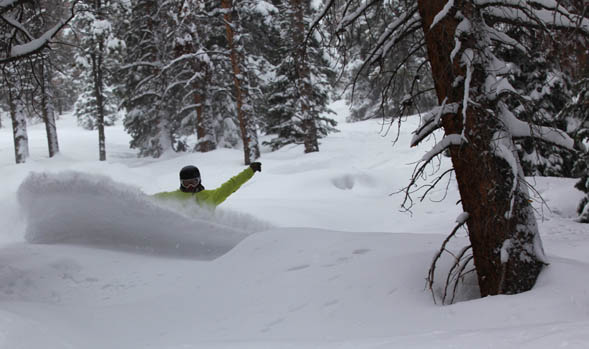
[181,178,201,189]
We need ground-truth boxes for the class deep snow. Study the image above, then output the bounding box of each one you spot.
[0,101,588,348]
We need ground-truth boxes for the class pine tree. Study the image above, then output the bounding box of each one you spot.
[221,0,261,164]
[120,0,179,157]
[197,3,244,151]
[1,0,76,163]
[120,0,258,157]
[263,0,336,152]
[170,0,217,153]
[51,31,80,116]
[495,29,575,177]
[413,0,582,296]
[321,0,586,298]
[72,0,127,160]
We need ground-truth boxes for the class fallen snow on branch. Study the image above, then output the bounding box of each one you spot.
[10,20,66,58]
[421,134,465,163]
[411,100,459,147]
[499,102,575,150]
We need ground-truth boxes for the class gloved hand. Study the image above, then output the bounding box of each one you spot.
[249,162,262,172]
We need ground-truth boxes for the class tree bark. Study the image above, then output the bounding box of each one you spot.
[292,0,318,153]
[91,49,106,161]
[417,0,545,296]
[193,90,216,152]
[8,86,29,164]
[172,2,216,154]
[92,0,106,161]
[221,0,260,164]
[40,61,60,158]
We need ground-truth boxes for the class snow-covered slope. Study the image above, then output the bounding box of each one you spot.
[0,101,587,348]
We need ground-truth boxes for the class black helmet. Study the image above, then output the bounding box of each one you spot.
[179,165,202,192]
[179,165,200,180]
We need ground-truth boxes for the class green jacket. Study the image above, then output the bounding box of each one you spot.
[154,167,255,208]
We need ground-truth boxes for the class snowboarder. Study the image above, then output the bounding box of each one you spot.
[154,162,262,208]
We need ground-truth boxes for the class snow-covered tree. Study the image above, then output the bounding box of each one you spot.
[264,0,337,152]
[0,0,77,65]
[1,0,77,162]
[494,29,576,177]
[36,58,60,157]
[320,0,588,298]
[565,78,589,222]
[220,0,261,164]
[51,32,81,116]
[1,69,29,163]
[120,0,265,159]
[72,0,127,161]
[120,0,180,157]
[167,0,218,153]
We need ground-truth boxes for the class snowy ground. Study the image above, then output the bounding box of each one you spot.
[0,101,587,348]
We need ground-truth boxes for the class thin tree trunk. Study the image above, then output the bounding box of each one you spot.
[40,61,59,157]
[93,0,106,161]
[92,50,106,161]
[292,0,318,153]
[221,0,260,165]
[417,0,545,296]
[8,87,29,164]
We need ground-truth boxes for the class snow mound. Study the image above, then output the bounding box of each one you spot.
[17,171,250,260]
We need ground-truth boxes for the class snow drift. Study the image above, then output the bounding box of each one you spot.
[17,171,253,260]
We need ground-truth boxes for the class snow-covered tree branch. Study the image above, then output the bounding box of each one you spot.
[0,0,79,65]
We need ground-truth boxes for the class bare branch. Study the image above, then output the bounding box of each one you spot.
[426,214,470,304]
[419,168,454,202]
[398,134,462,213]
[443,246,472,304]
[449,255,474,304]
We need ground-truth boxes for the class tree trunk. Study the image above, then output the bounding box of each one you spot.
[93,0,106,161]
[221,0,260,165]
[171,17,216,154]
[292,0,318,153]
[193,91,216,152]
[417,0,545,296]
[40,61,59,157]
[92,49,106,161]
[8,87,29,164]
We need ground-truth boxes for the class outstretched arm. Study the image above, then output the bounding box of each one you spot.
[209,163,261,206]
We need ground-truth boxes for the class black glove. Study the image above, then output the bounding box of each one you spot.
[249,162,262,172]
